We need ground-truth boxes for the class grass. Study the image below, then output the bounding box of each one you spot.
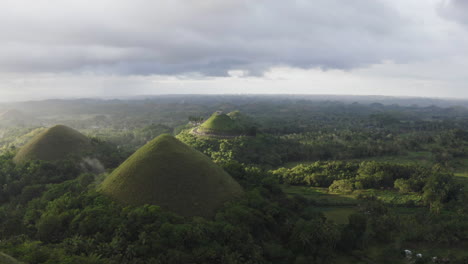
[453,158,468,186]
[13,125,92,163]
[352,151,433,165]
[283,185,358,206]
[455,172,468,188]
[100,134,244,218]
[314,207,358,225]
[283,186,358,224]
[283,151,434,168]
[283,185,425,224]
[283,185,423,206]
[354,189,423,205]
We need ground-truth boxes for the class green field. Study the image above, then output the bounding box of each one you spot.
[283,185,358,206]
[313,207,358,225]
[283,185,423,206]
[283,185,426,225]
[284,151,434,168]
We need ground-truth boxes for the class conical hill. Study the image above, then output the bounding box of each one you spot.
[13,125,92,163]
[198,112,242,135]
[100,134,243,217]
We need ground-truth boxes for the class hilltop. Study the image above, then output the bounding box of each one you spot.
[195,111,256,137]
[100,134,243,217]
[13,125,93,163]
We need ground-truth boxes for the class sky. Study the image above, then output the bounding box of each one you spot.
[0,0,467,101]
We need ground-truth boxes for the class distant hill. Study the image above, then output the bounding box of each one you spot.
[100,134,243,217]
[13,125,93,163]
[196,111,257,137]
[0,109,27,120]
[199,112,243,134]
[0,109,35,126]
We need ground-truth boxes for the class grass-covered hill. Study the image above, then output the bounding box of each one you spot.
[196,111,256,136]
[13,125,93,163]
[198,112,242,133]
[100,134,243,217]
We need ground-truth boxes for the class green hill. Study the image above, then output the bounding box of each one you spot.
[197,111,256,136]
[13,125,92,164]
[100,134,243,217]
[198,112,242,134]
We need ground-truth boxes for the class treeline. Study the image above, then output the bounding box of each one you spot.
[0,156,343,264]
[177,128,468,169]
[272,161,462,212]
[0,159,466,263]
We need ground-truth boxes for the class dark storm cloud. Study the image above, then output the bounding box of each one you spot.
[438,0,468,26]
[0,0,434,76]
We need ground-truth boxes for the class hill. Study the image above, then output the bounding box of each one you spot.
[196,111,256,136]
[13,125,92,163]
[0,109,35,126]
[198,112,242,133]
[100,134,243,217]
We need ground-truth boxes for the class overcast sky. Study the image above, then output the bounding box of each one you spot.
[0,0,467,101]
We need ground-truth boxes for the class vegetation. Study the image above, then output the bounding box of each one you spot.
[100,134,244,217]
[0,96,466,263]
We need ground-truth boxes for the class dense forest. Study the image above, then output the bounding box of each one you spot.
[0,95,467,263]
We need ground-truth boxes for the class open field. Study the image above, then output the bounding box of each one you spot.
[312,207,358,225]
[283,185,423,206]
[283,185,427,224]
[282,185,358,206]
[283,151,435,168]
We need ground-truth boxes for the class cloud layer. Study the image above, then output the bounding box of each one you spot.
[0,0,443,76]
[438,0,468,26]
[0,0,467,100]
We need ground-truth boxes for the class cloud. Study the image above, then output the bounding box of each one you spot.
[0,0,435,76]
[438,0,468,26]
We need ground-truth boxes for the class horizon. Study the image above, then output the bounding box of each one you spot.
[0,93,467,103]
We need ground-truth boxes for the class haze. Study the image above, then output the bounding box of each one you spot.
[1,0,468,101]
